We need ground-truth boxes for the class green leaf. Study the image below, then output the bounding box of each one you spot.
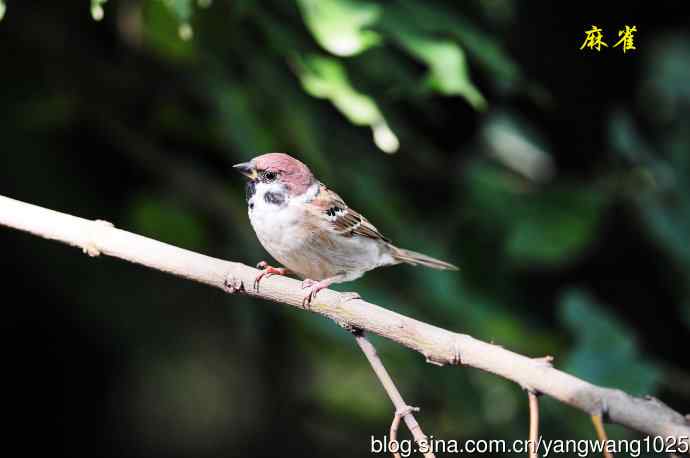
[296,0,488,109]
[559,289,661,395]
[0,0,7,21]
[397,0,522,87]
[296,54,399,152]
[90,0,108,21]
[157,0,195,40]
[393,31,486,110]
[142,0,196,60]
[483,113,555,182]
[297,0,382,56]
[160,0,193,22]
[296,55,378,124]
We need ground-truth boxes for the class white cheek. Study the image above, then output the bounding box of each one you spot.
[249,182,287,213]
[264,181,288,195]
[248,182,292,233]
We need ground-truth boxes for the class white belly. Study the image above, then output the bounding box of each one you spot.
[250,198,307,266]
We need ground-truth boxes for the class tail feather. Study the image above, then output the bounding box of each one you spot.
[391,247,459,271]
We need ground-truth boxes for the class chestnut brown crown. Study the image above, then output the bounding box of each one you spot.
[234,153,315,195]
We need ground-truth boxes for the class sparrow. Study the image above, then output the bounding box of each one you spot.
[233,153,458,307]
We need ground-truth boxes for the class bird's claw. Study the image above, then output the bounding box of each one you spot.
[301,285,318,309]
[300,279,329,309]
[253,261,288,291]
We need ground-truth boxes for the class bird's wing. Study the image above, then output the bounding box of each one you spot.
[309,182,392,243]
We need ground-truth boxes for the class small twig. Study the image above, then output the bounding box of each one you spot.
[389,411,403,458]
[390,405,420,458]
[353,330,434,458]
[591,414,614,458]
[527,391,540,458]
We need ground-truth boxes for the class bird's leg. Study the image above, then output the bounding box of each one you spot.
[300,275,343,308]
[254,261,290,291]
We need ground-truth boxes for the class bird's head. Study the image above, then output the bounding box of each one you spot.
[233,153,315,197]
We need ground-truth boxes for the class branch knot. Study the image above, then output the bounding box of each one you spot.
[81,219,113,257]
[223,275,245,294]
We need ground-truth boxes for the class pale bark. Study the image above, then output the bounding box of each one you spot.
[1,194,689,444]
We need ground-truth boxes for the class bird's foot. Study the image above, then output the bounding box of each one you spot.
[254,261,289,291]
[301,278,332,309]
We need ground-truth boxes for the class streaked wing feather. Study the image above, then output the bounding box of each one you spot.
[311,183,391,243]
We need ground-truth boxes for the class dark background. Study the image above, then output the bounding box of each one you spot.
[1,1,689,456]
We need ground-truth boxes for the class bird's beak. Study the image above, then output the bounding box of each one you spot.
[233,162,258,180]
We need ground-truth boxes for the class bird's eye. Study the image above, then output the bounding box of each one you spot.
[264,171,277,182]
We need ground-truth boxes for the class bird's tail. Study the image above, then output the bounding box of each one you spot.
[391,247,459,271]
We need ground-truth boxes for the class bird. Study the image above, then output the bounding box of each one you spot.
[233,153,458,307]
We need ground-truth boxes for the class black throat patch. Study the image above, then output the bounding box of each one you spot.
[245,181,256,203]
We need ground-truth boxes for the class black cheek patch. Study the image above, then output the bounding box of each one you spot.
[264,191,286,206]
[245,181,256,203]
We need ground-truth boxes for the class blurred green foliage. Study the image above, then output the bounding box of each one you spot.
[560,289,661,394]
[1,1,689,457]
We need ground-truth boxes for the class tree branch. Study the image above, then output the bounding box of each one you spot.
[527,391,539,458]
[1,194,689,444]
[353,330,433,458]
[591,414,615,458]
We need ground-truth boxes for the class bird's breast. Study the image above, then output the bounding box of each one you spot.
[248,186,306,262]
